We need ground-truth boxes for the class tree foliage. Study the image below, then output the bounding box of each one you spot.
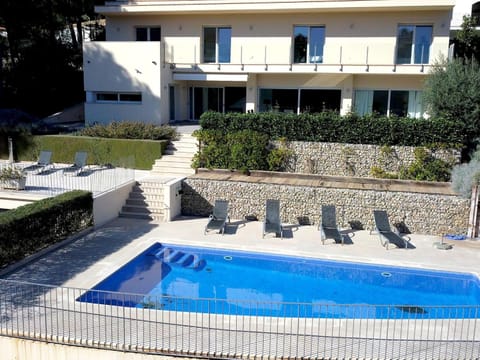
[452,15,480,62]
[0,0,104,117]
[423,58,480,149]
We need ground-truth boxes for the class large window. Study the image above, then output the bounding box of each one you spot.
[189,87,245,119]
[259,89,340,113]
[354,90,423,118]
[136,27,161,41]
[203,27,231,63]
[396,25,432,64]
[293,26,325,63]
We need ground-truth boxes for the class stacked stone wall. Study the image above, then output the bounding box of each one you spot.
[277,142,460,177]
[182,175,469,236]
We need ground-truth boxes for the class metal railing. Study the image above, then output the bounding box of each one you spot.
[0,279,478,359]
[0,158,135,197]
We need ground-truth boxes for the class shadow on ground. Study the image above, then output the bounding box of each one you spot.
[2,218,158,286]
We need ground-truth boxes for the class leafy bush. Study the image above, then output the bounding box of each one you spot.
[398,147,452,182]
[199,111,463,146]
[451,147,480,198]
[0,190,93,268]
[267,138,293,171]
[228,130,269,172]
[77,121,179,141]
[370,166,398,180]
[193,129,268,172]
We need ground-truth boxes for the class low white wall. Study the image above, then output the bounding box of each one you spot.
[93,181,135,227]
[163,178,184,221]
[0,336,178,360]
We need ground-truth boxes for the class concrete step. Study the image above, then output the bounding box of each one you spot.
[121,205,165,214]
[125,199,165,207]
[151,167,194,176]
[153,159,193,169]
[164,148,196,156]
[119,211,164,221]
[119,179,167,222]
[129,192,164,201]
[156,154,194,163]
[132,184,165,193]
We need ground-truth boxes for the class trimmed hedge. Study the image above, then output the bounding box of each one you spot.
[16,135,167,170]
[199,111,464,146]
[0,190,93,269]
[77,121,179,140]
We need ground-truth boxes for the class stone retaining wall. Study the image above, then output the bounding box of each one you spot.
[182,172,469,236]
[276,141,460,177]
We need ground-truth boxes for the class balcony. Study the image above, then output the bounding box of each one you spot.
[165,41,447,75]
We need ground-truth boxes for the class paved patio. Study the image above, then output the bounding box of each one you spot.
[3,216,480,288]
[1,216,479,360]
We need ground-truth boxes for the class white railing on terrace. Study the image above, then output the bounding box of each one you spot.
[0,279,479,359]
[0,158,135,197]
[165,42,446,73]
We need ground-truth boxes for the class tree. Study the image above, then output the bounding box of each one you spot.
[422,58,480,156]
[0,0,103,117]
[453,15,480,62]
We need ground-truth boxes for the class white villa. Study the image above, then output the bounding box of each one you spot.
[83,0,456,125]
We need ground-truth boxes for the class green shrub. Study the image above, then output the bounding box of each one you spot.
[398,147,452,182]
[451,147,480,198]
[17,135,167,170]
[227,130,269,172]
[77,121,179,141]
[0,190,93,268]
[193,129,268,172]
[370,166,399,179]
[267,138,293,171]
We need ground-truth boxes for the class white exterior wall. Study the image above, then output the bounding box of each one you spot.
[83,2,453,123]
[451,0,478,29]
[83,41,163,124]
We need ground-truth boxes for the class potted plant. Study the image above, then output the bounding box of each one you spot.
[0,165,27,190]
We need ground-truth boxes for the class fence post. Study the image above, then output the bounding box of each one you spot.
[467,184,479,238]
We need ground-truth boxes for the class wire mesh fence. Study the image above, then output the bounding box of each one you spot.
[0,279,478,359]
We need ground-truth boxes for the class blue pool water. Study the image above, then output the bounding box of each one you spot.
[78,243,480,319]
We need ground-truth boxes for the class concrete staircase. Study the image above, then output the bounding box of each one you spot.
[151,133,197,177]
[119,180,166,221]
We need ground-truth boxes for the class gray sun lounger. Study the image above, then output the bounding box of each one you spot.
[23,150,53,174]
[319,205,344,245]
[373,210,412,249]
[63,151,87,176]
[204,199,230,235]
[263,199,284,239]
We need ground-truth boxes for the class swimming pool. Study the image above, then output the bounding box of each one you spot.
[78,243,480,319]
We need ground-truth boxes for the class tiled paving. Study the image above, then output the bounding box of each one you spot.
[1,217,480,359]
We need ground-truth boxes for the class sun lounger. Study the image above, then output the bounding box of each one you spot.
[204,199,230,235]
[263,199,284,239]
[63,151,87,176]
[319,205,344,245]
[373,210,412,249]
[23,150,52,174]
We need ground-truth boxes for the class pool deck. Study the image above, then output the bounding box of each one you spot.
[3,216,480,288]
[2,216,480,360]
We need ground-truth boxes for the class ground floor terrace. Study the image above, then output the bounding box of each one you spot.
[1,216,479,359]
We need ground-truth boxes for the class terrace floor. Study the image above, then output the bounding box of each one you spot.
[3,216,480,288]
[1,217,480,360]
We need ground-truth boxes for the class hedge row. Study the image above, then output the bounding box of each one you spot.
[77,121,179,140]
[0,190,93,269]
[199,111,464,146]
[15,135,167,170]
